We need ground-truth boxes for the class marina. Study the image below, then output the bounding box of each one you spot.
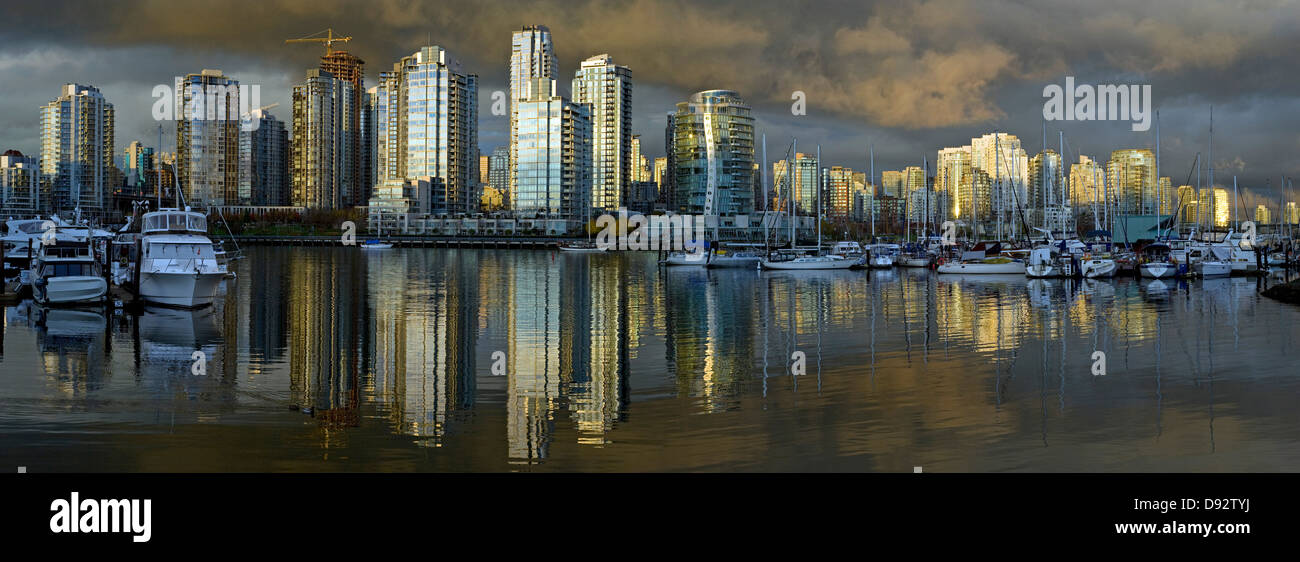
[2,245,1299,471]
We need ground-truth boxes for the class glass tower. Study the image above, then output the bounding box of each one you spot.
[572,54,631,213]
[670,90,755,216]
[40,83,114,214]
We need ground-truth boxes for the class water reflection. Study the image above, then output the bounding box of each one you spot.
[1,246,1298,472]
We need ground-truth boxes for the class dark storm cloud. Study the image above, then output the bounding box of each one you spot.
[3,0,1300,205]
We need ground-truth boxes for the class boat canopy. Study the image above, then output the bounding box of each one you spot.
[142,210,207,234]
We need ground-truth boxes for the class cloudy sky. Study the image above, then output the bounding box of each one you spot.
[3,0,1300,210]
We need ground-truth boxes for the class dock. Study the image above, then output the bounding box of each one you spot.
[232,235,566,249]
[0,281,27,305]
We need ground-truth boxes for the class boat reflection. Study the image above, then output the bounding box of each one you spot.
[5,246,1298,471]
[8,302,110,394]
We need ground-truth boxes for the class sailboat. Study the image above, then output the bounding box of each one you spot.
[937,241,1027,274]
[1139,243,1176,278]
[867,243,900,268]
[560,198,607,252]
[361,213,393,249]
[760,143,860,270]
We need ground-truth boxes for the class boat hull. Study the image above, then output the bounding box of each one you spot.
[761,258,858,270]
[937,261,1027,274]
[660,253,708,266]
[1025,264,1058,278]
[868,256,895,268]
[138,272,225,308]
[35,276,107,305]
[1139,262,1176,279]
[707,256,761,268]
[1081,259,1117,278]
[899,258,931,268]
[1195,261,1232,278]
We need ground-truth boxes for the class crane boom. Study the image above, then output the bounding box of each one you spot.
[285,28,352,55]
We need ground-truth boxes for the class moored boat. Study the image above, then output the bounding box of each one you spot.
[30,227,108,305]
[134,208,226,308]
[760,253,859,270]
[936,256,1027,275]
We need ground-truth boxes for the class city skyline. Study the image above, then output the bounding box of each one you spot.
[3,1,1300,214]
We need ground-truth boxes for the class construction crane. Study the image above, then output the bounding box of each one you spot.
[285,28,352,55]
[241,102,279,120]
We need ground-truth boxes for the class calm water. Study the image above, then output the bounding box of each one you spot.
[2,246,1299,472]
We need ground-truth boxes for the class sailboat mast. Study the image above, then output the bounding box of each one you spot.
[870,144,875,240]
[1209,106,1215,232]
[790,139,796,247]
[1059,130,1065,235]
[995,132,1001,240]
[762,133,769,246]
[1156,110,1162,235]
[816,144,822,251]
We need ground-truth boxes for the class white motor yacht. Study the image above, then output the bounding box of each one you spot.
[134,208,226,308]
[30,227,108,305]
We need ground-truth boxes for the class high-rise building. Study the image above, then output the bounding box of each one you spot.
[510,25,557,201]
[360,86,377,202]
[1255,204,1271,224]
[662,113,675,210]
[1191,187,1230,228]
[880,170,904,198]
[1028,150,1062,208]
[773,152,818,215]
[653,157,668,193]
[370,46,479,216]
[669,90,754,216]
[124,141,155,190]
[489,146,509,195]
[629,135,647,182]
[176,70,238,207]
[320,50,366,207]
[240,109,289,206]
[40,83,114,213]
[970,132,1029,229]
[1069,155,1102,207]
[903,166,926,194]
[1,150,41,215]
[936,146,972,221]
[1028,149,1065,227]
[572,54,631,211]
[826,166,855,220]
[851,172,874,223]
[292,68,356,209]
[1285,201,1299,225]
[1157,176,1173,216]
[513,78,592,226]
[1105,149,1157,216]
[479,154,490,185]
[1175,185,1197,224]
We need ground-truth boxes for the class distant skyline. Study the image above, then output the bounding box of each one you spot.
[3,0,1300,211]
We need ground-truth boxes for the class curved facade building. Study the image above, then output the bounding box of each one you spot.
[670,90,755,216]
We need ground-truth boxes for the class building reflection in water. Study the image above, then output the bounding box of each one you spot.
[366,249,479,446]
[4,247,1299,470]
[288,248,369,433]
